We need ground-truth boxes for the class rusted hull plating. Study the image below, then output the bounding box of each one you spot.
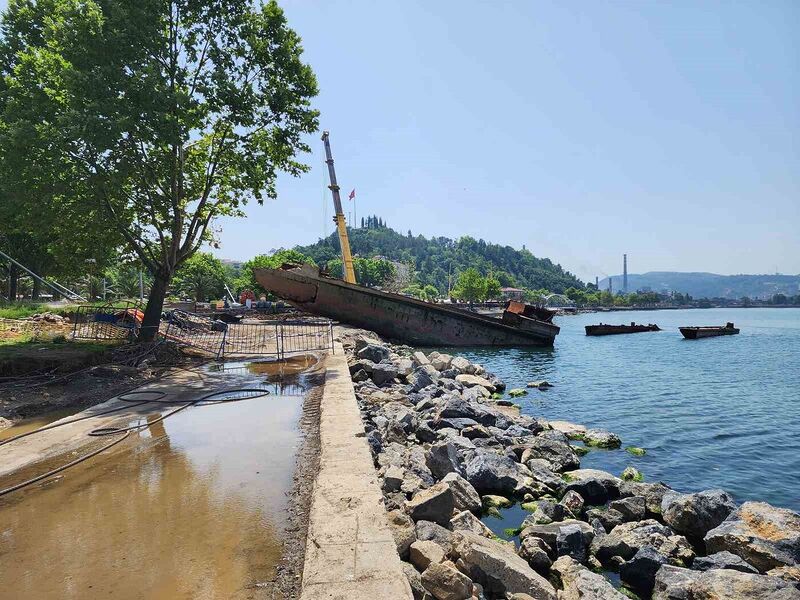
[255,266,560,346]
[679,325,740,339]
[585,324,661,336]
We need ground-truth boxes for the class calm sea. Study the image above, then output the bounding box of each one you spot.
[451,308,800,512]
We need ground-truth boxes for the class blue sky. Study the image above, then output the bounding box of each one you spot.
[3,1,798,281]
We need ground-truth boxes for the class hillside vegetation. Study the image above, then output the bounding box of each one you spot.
[295,224,583,294]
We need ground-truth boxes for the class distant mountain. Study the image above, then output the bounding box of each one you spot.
[295,224,583,293]
[599,272,800,299]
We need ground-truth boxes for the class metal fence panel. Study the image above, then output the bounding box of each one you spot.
[72,302,143,341]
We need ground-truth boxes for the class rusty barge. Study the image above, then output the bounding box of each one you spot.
[679,322,740,339]
[585,322,661,336]
[254,265,560,346]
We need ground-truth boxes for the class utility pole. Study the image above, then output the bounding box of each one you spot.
[321,131,356,284]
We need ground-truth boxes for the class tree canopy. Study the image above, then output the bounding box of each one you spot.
[0,0,318,336]
[171,252,228,301]
[236,249,315,295]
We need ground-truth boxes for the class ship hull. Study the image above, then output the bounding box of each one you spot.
[586,324,660,336]
[255,266,559,346]
[679,326,740,339]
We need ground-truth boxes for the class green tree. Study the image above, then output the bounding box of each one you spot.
[485,276,502,300]
[0,0,318,337]
[171,252,228,301]
[452,268,487,303]
[238,249,315,295]
[328,257,396,287]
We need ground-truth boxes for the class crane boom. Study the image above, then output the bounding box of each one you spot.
[321,131,357,284]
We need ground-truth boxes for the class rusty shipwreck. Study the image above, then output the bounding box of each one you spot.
[255,265,560,346]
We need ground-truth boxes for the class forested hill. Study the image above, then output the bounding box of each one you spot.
[294,224,583,293]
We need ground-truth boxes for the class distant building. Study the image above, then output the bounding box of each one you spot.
[500,287,525,300]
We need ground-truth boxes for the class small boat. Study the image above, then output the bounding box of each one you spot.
[254,264,560,346]
[585,322,661,336]
[679,322,740,339]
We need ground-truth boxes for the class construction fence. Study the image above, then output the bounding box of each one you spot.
[72,305,335,359]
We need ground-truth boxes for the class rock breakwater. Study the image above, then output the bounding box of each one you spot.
[343,333,800,599]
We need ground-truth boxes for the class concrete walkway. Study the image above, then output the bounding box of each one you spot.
[300,344,413,599]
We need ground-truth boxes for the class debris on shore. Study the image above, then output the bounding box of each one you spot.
[343,332,800,599]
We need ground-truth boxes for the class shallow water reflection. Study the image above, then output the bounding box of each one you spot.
[0,363,309,599]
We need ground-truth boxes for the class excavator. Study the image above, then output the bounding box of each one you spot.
[321,131,357,284]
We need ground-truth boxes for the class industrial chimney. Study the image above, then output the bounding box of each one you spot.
[623,254,628,293]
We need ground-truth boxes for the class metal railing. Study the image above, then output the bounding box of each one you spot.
[72,302,144,341]
[163,311,334,358]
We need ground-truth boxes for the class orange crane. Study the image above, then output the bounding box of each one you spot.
[321,131,357,284]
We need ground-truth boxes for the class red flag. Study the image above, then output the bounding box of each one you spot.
[348,189,355,200]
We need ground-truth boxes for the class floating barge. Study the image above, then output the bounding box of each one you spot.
[254,265,560,346]
[679,322,740,339]
[585,322,661,336]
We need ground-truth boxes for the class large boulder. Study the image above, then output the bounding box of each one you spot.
[518,536,553,575]
[409,365,440,391]
[450,510,494,538]
[455,373,496,392]
[357,343,390,363]
[619,545,670,596]
[453,531,557,600]
[652,564,800,600]
[661,489,736,539]
[520,438,581,472]
[426,441,465,480]
[692,551,759,574]
[416,520,456,553]
[704,501,800,572]
[582,428,621,449]
[430,353,453,372]
[551,556,628,600]
[520,520,595,552]
[442,472,482,513]
[371,362,399,386]
[421,561,473,600]
[409,539,446,572]
[449,356,472,373]
[609,496,647,522]
[463,449,531,495]
[386,509,417,559]
[557,523,590,562]
[563,469,622,504]
[619,480,672,517]
[590,519,694,566]
[406,483,455,527]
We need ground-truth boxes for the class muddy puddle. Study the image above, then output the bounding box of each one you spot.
[0,356,320,599]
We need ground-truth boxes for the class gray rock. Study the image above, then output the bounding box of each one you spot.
[450,356,472,373]
[421,561,473,600]
[557,523,589,562]
[412,351,431,367]
[521,500,571,527]
[766,565,800,584]
[371,362,399,386]
[351,368,370,382]
[461,424,492,439]
[401,561,429,600]
[387,509,417,559]
[453,531,557,600]
[406,483,455,527]
[409,365,440,391]
[442,472,482,513]
[520,519,595,552]
[434,417,480,430]
[585,507,626,533]
[430,353,453,371]
[704,501,800,572]
[520,437,580,472]
[560,490,585,516]
[582,428,621,449]
[450,510,494,538]
[464,450,531,495]
[416,422,438,443]
[620,545,670,596]
[563,469,622,504]
[652,564,800,600]
[692,551,759,574]
[661,488,736,539]
[416,520,456,553]
[619,480,672,517]
[383,465,405,492]
[426,441,465,480]
[410,539,446,572]
[455,373,496,392]
[610,496,647,522]
[525,459,565,493]
[396,357,415,377]
[550,555,627,600]
[590,519,694,566]
[357,343,390,363]
[518,535,553,575]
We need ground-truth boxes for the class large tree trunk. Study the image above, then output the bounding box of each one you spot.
[8,264,19,301]
[140,271,170,341]
[32,278,41,301]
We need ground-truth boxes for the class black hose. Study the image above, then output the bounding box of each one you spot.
[0,387,270,497]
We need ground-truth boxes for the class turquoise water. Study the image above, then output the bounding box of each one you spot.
[451,308,800,512]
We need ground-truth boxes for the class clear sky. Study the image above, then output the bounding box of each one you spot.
[4,1,799,281]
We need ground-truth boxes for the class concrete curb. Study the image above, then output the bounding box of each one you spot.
[300,344,413,599]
